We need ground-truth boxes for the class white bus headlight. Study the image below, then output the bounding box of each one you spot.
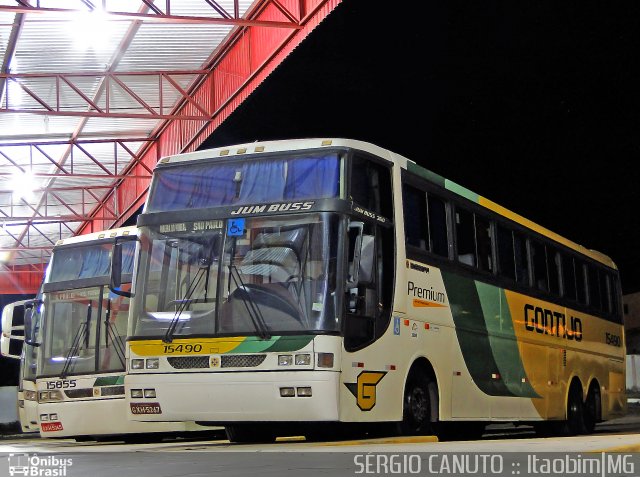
[48,390,63,401]
[50,413,59,421]
[146,358,159,369]
[40,414,49,422]
[131,359,144,370]
[296,387,312,397]
[279,387,295,397]
[295,354,311,366]
[39,391,49,402]
[131,389,143,399]
[144,389,157,399]
[24,390,37,401]
[278,355,293,366]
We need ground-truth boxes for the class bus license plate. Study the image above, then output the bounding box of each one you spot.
[130,403,162,414]
[40,422,64,432]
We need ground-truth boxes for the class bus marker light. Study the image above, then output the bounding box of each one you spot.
[491,373,500,380]
[454,371,461,376]
[278,355,293,366]
[144,389,157,399]
[131,359,144,370]
[317,353,334,368]
[295,354,311,366]
[424,323,430,329]
[296,387,312,397]
[146,358,159,369]
[403,319,410,326]
[352,362,364,368]
[385,364,396,371]
[131,389,143,399]
[280,387,295,397]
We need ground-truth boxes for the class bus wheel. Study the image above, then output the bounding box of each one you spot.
[561,382,586,436]
[397,371,436,435]
[583,384,601,434]
[225,424,276,444]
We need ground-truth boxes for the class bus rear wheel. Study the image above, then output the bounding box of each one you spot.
[397,371,436,436]
[561,382,586,436]
[583,384,601,434]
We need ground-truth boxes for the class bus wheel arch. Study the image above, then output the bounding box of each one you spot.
[583,379,602,433]
[397,357,439,436]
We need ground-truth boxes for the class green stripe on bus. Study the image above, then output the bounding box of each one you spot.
[442,271,515,397]
[445,180,479,203]
[263,335,314,353]
[231,336,284,353]
[94,375,124,386]
[476,282,539,398]
[406,162,446,188]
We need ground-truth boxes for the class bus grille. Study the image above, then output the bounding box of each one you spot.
[100,386,125,396]
[221,354,266,368]
[167,356,210,369]
[64,389,93,399]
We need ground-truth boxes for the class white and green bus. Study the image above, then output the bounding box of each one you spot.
[25,227,205,439]
[117,138,625,442]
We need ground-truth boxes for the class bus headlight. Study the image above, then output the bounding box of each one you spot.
[296,387,312,397]
[279,387,295,397]
[131,389,143,399]
[38,390,63,403]
[295,354,311,366]
[24,390,37,401]
[40,414,49,422]
[144,389,156,398]
[278,355,293,366]
[146,358,159,369]
[131,359,144,370]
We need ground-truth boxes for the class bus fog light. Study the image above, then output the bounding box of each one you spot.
[295,354,311,366]
[317,353,334,368]
[278,355,293,366]
[280,387,295,397]
[40,414,49,422]
[131,389,143,399]
[50,413,58,421]
[144,388,156,398]
[131,359,144,370]
[296,387,312,397]
[146,358,159,369]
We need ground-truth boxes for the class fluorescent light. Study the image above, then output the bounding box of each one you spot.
[11,172,36,201]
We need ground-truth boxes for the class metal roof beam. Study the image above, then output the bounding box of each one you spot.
[0,4,301,28]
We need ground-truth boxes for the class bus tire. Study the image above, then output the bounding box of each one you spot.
[397,371,436,436]
[225,424,276,443]
[561,381,586,436]
[583,383,601,434]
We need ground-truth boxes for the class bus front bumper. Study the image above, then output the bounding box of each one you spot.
[126,370,340,423]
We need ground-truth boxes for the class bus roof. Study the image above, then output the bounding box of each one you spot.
[54,226,136,249]
[157,138,616,270]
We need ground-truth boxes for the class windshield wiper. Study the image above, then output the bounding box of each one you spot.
[163,265,207,343]
[61,303,91,379]
[229,265,271,340]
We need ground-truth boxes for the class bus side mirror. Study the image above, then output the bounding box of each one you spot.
[23,299,42,348]
[346,222,364,290]
[357,235,375,285]
[110,236,137,298]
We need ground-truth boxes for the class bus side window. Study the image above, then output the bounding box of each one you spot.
[475,215,493,273]
[427,193,448,257]
[547,247,561,296]
[576,261,588,305]
[497,225,516,280]
[587,265,601,310]
[402,185,428,251]
[530,240,548,292]
[513,231,529,285]
[455,207,475,267]
[561,254,577,301]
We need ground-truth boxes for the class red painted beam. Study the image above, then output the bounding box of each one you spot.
[77,0,341,237]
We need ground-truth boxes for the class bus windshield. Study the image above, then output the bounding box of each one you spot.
[146,153,340,212]
[39,242,135,378]
[131,213,339,338]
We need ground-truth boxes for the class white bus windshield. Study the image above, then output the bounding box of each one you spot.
[39,242,135,377]
[131,213,339,338]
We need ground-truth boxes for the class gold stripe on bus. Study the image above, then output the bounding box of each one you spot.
[130,337,247,356]
[412,298,447,308]
[478,197,616,269]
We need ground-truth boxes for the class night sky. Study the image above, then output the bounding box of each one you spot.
[201,1,640,294]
